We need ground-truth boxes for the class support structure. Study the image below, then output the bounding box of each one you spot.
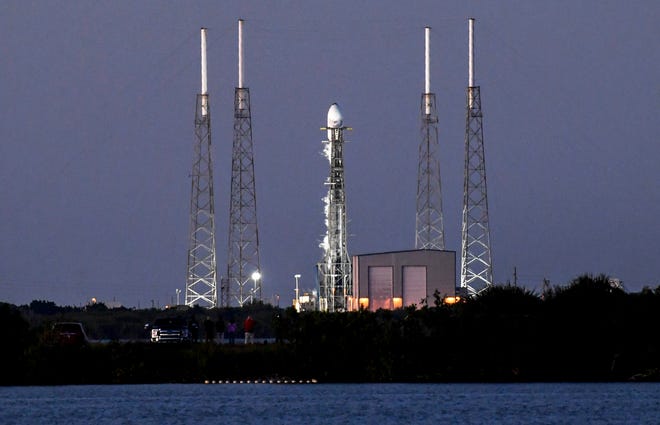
[185,27,218,307]
[416,26,445,250]
[226,19,262,307]
[317,103,352,312]
[461,18,493,296]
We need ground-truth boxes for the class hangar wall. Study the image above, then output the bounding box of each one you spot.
[352,249,456,311]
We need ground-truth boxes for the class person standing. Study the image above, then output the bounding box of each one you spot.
[203,316,215,342]
[243,315,255,344]
[227,319,237,345]
[215,317,225,344]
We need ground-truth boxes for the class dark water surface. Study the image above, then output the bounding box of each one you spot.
[1,383,658,424]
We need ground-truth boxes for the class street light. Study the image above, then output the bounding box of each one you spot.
[251,271,261,303]
[175,288,181,305]
[294,274,301,312]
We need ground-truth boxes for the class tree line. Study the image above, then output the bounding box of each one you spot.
[1,274,660,385]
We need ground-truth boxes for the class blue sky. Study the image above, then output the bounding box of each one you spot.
[0,1,658,307]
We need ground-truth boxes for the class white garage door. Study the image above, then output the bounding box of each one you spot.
[403,266,427,307]
[368,266,393,311]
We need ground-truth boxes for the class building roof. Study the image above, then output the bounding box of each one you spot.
[353,248,456,257]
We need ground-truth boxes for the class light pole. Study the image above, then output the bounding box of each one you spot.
[251,271,261,304]
[294,274,301,312]
[175,288,181,305]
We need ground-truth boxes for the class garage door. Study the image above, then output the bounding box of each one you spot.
[403,266,427,307]
[368,266,393,311]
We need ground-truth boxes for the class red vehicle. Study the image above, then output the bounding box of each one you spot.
[52,322,89,346]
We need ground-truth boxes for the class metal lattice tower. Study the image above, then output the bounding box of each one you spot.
[225,19,262,307]
[461,18,493,296]
[185,28,217,307]
[416,26,445,250]
[317,103,352,312]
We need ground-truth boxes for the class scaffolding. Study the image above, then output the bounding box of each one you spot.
[225,19,261,306]
[461,18,493,296]
[318,104,352,312]
[185,28,218,307]
[416,26,445,250]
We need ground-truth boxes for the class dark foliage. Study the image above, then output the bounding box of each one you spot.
[0,302,31,384]
[3,274,660,385]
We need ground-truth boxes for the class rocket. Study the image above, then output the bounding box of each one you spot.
[326,103,343,140]
[327,103,343,128]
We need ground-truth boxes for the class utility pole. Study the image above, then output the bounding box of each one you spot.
[294,274,301,312]
[513,267,518,286]
[541,278,551,299]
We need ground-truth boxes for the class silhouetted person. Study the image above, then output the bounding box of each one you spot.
[244,315,255,344]
[227,319,237,345]
[273,313,283,343]
[188,319,199,342]
[216,317,225,343]
[203,316,215,342]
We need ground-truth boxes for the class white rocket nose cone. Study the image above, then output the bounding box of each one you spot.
[327,103,343,128]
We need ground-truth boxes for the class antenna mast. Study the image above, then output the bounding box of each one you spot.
[415,26,445,250]
[461,18,493,296]
[226,19,262,306]
[185,27,218,307]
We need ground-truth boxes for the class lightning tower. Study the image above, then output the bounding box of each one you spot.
[317,104,352,312]
[461,18,493,296]
[225,19,262,306]
[416,26,445,250]
[185,27,218,307]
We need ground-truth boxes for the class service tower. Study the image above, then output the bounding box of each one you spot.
[416,26,445,250]
[185,28,218,307]
[317,104,352,312]
[225,19,262,306]
[461,18,494,296]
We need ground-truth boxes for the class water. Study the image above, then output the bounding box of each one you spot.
[1,383,658,424]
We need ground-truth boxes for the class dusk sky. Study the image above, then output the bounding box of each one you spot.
[1,1,658,307]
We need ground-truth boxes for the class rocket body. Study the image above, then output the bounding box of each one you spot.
[327,103,343,128]
[326,103,343,140]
